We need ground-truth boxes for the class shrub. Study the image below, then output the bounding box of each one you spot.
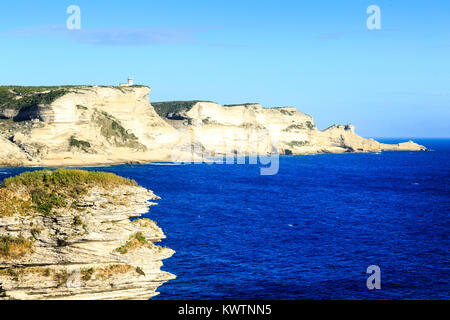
[0,189,32,217]
[223,103,259,107]
[69,136,91,150]
[92,110,146,150]
[283,124,305,131]
[276,108,296,116]
[152,101,215,117]
[0,235,33,258]
[88,264,135,279]
[3,169,137,190]
[31,189,66,214]
[81,267,94,281]
[135,266,146,276]
[73,216,83,226]
[0,86,71,117]
[116,232,148,254]
[0,169,138,217]
[286,140,310,148]
[305,121,315,130]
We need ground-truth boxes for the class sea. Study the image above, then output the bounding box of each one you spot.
[1,138,449,299]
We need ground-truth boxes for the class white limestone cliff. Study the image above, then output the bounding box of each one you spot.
[0,86,426,167]
[0,86,184,166]
[153,101,426,157]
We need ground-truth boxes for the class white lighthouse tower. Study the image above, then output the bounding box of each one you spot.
[120,77,134,87]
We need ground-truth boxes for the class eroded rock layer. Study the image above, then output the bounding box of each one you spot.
[0,169,175,300]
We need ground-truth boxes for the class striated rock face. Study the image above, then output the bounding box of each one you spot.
[0,86,184,167]
[156,102,314,156]
[0,169,175,300]
[153,101,426,157]
[0,86,426,167]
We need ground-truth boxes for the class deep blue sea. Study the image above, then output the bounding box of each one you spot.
[1,139,449,299]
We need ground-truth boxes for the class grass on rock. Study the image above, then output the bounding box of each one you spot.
[0,235,33,259]
[0,169,138,217]
[152,101,214,117]
[116,232,148,254]
[69,136,91,152]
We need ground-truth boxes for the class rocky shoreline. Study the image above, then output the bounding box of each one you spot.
[0,86,426,168]
[0,169,175,300]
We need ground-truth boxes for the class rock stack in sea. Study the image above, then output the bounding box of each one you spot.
[0,169,175,300]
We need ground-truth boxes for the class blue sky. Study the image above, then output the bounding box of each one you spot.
[0,0,449,137]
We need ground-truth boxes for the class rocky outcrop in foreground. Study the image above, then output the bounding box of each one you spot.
[0,169,174,300]
[0,86,425,167]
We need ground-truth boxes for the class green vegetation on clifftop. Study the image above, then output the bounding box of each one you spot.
[223,103,259,107]
[0,86,71,116]
[152,101,214,117]
[0,169,138,217]
[0,86,149,117]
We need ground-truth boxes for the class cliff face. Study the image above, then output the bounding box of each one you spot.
[153,101,426,157]
[0,86,425,167]
[0,86,184,166]
[0,169,175,300]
